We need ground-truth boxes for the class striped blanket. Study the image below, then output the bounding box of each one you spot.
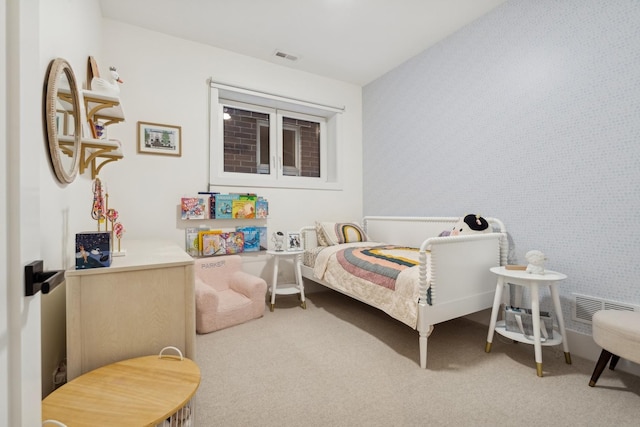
[336,245,419,290]
[313,243,422,328]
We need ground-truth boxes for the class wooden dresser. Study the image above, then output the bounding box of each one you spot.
[65,240,195,381]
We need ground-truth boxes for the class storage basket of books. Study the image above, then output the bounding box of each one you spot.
[42,346,200,427]
[155,346,197,427]
[504,306,554,340]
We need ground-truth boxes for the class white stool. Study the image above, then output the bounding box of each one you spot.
[589,310,640,387]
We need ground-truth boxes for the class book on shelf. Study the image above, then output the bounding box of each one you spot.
[181,196,208,220]
[232,194,257,219]
[200,230,225,256]
[185,226,210,256]
[236,226,261,252]
[198,191,219,219]
[199,230,245,256]
[185,227,200,256]
[214,194,238,219]
[222,231,245,254]
[256,197,268,218]
[257,226,268,250]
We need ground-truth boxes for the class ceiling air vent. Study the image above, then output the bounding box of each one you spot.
[572,293,640,324]
[274,50,298,61]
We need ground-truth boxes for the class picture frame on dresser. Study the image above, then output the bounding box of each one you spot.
[137,121,182,156]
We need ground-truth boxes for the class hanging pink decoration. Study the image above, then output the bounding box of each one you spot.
[91,178,106,226]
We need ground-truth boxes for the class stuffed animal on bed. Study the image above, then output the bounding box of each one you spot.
[440,214,490,236]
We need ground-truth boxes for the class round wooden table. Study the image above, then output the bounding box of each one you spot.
[42,353,200,426]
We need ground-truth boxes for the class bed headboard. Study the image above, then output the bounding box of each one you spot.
[363,217,455,248]
[362,216,504,247]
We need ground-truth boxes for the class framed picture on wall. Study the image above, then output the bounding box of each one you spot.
[137,121,182,156]
[286,232,301,251]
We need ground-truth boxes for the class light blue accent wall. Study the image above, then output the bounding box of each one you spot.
[363,0,640,334]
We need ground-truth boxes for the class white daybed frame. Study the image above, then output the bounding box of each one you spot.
[298,216,508,369]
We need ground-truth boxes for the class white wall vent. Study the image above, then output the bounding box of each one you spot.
[572,293,640,324]
[274,50,298,61]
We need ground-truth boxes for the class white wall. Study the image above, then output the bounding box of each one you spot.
[38,0,104,398]
[40,1,103,268]
[97,19,363,278]
[363,0,640,339]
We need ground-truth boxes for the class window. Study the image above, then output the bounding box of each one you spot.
[209,81,343,190]
[221,104,271,175]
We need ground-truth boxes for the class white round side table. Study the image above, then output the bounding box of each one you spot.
[266,250,306,311]
[485,266,571,377]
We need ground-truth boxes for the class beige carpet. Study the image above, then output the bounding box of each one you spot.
[195,291,640,426]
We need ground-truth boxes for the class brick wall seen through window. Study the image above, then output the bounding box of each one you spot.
[223,107,320,177]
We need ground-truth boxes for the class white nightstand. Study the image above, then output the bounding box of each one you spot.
[266,250,306,312]
[485,266,571,377]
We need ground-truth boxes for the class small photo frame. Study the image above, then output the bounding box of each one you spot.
[137,121,182,156]
[286,232,301,251]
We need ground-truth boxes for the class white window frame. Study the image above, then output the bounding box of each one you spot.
[256,119,270,174]
[277,109,324,181]
[281,122,300,176]
[209,81,343,190]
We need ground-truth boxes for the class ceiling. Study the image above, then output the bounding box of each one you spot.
[99,0,507,86]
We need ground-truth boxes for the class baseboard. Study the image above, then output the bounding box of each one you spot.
[465,309,640,377]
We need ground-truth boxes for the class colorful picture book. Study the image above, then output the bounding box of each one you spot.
[232,194,257,219]
[185,227,199,256]
[215,194,238,219]
[236,226,260,252]
[200,232,225,256]
[76,231,111,269]
[180,192,268,220]
[185,226,210,256]
[256,197,268,218]
[198,191,219,219]
[186,225,268,256]
[181,191,268,256]
[199,230,245,256]
[181,197,208,219]
[257,226,268,250]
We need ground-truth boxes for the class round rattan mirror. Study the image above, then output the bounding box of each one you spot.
[44,58,81,184]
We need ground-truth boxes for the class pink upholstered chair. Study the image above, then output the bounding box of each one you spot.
[194,255,267,333]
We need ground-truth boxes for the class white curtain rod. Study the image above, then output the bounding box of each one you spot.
[208,78,345,114]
